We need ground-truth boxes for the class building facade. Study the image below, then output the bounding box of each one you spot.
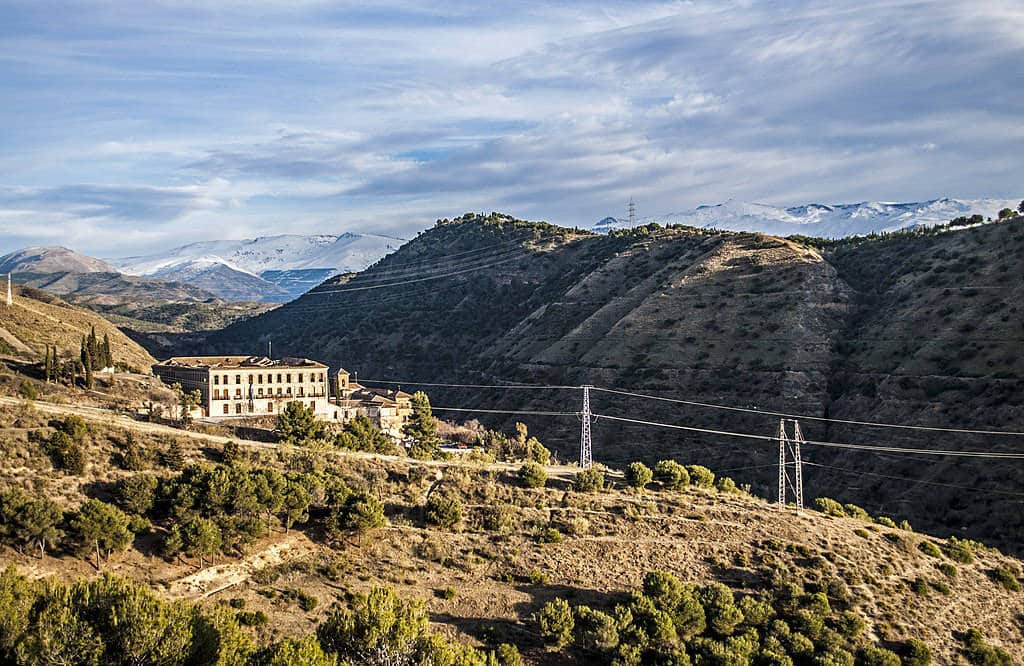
[333,369,413,438]
[153,356,331,419]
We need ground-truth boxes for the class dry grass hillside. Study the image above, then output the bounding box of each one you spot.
[0,392,1021,664]
[207,213,1024,555]
[0,285,155,370]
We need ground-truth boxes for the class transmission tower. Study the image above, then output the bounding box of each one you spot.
[579,385,593,468]
[777,418,804,511]
[627,198,636,227]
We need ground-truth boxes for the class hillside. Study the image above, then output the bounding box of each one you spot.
[0,391,1020,663]
[208,213,1024,554]
[0,285,155,370]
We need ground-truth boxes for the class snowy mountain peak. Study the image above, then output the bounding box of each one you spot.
[594,197,1021,238]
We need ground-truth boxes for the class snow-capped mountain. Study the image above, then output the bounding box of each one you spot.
[593,198,1021,238]
[111,232,406,302]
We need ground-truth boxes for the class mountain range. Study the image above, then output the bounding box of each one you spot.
[110,232,405,301]
[595,197,1022,237]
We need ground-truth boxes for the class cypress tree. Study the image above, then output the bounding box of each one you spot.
[102,333,112,368]
[43,345,52,383]
[81,336,94,390]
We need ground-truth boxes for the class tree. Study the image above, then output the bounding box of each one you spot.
[424,492,462,529]
[403,391,439,458]
[119,432,151,471]
[625,462,653,490]
[17,380,36,401]
[101,333,112,369]
[222,440,241,465]
[330,492,385,535]
[654,460,689,489]
[1018,199,1024,214]
[335,414,396,454]
[518,461,547,488]
[69,499,133,569]
[43,345,53,384]
[174,384,202,425]
[181,517,221,569]
[279,479,311,532]
[255,636,337,666]
[0,489,63,558]
[686,465,715,488]
[277,401,325,445]
[47,429,86,475]
[117,474,158,515]
[317,586,432,665]
[535,598,574,649]
[164,439,186,471]
[58,415,88,443]
[997,208,1017,220]
[80,335,94,389]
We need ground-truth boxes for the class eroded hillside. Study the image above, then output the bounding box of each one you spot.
[208,213,1024,552]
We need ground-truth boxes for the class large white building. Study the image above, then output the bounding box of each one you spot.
[153,355,331,419]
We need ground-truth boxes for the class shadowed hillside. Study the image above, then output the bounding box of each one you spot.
[207,213,1024,552]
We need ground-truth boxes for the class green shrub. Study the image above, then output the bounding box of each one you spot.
[874,516,897,528]
[843,504,870,520]
[527,568,548,585]
[836,611,864,638]
[492,644,522,666]
[715,476,739,494]
[962,628,1013,666]
[518,461,547,488]
[898,520,913,532]
[236,610,268,626]
[945,537,975,564]
[814,497,845,517]
[686,465,715,488]
[438,587,457,600]
[698,583,742,637]
[574,606,620,652]
[535,598,574,649]
[538,527,562,544]
[481,504,517,533]
[653,460,689,489]
[857,646,901,666]
[331,492,385,534]
[624,462,653,490]
[425,492,463,529]
[988,566,1021,592]
[574,467,604,492]
[902,639,932,665]
[918,541,942,558]
[937,562,958,580]
[296,590,318,611]
[910,578,930,596]
[18,380,37,401]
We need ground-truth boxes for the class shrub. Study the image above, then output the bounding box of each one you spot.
[902,638,932,665]
[117,474,158,515]
[574,467,604,492]
[686,465,715,488]
[715,476,739,494]
[988,566,1021,592]
[898,520,913,532]
[535,598,574,649]
[843,504,870,520]
[653,459,689,489]
[874,516,897,528]
[813,497,845,517]
[518,462,547,488]
[962,628,1013,666]
[425,492,462,529]
[18,380,37,401]
[331,492,385,534]
[222,440,241,464]
[574,606,619,652]
[236,610,268,626]
[481,504,517,533]
[698,583,743,637]
[910,578,930,596]
[937,562,958,580]
[538,527,562,544]
[918,541,942,558]
[945,537,975,564]
[438,587,457,600]
[857,646,901,666]
[624,462,653,490]
[58,415,88,443]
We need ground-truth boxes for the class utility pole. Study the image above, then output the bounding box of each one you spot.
[777,418,804,511]
[5,273,11,307]
[579,385,593,468]
[627,198,636,227]
[268,340,272,359]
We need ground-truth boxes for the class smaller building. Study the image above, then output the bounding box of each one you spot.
[152,355,330,420]
[333,369,413,438]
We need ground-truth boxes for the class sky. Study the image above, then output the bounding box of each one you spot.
[1,0,1022,256]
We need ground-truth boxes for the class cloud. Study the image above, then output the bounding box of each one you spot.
[0,0,1022,256]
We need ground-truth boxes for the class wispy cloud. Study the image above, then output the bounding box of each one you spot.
[0,0,1021,256]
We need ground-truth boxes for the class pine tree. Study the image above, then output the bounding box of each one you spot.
[403,391,439,458]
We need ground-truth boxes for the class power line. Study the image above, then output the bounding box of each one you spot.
[359,379,574,390]
[591,386,1024,437]
[431,406,578,417]
[592,413,1024,459]
[803,461,1024,499]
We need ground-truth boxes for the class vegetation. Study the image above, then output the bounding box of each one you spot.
[404,391,441,459]
[277,401,326,445]
[654,459,689,489]
[625,461,653,490]
[574,467,605,492]
[517,461,548,488]
[424,492,463,529]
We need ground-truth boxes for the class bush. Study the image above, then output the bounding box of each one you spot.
[654,459,689,489]
[18,380,37,401]
[58,416,88,443]
[686,465,715,488]
[574,606,619,652]
[480,504,517,533]
[437,587,457,600]
[518,461,547,488]
[538,527,562,544]
[874,516,897,528]
[715,476,738,494]
[988,566,1021,592]
[937,562,958,580]
[625,462,653,490]
[425,492,462,529]
[535,598,574,649]
[222,440,241,465]
[331,492,385,534]
[857,646,901,666]
[574,467,604,492]
[117,474,158,515]
[962,628,1013,666]
[902,638,932,665]
[945,537,975,564]
[843,504,870,520]
[812,497,844,517]
[236,610,268,626]
[918,541,942,558]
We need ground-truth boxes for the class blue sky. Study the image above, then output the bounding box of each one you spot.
[1,0,1022,256]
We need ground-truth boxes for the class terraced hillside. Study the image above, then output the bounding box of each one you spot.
[209,213,1024,552]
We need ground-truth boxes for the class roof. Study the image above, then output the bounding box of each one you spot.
[154,355,328,370]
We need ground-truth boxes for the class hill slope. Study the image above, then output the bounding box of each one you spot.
[208,213,1024,552]
[0,285,155,370]
[0,246,116,273]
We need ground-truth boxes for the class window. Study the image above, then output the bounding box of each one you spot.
[248,375,253,384]
[235,404,242,414]
[286,387,292,396]
[235,375,241,384]
[266,374,272,384]
[257,374,263,384]
[235,389,242,399]
[277,387,282,396]
[298,387,304,397]
[286,373,292,383]
[277,373,282,383]
[268,402,274,412]
[309,401,315,409]
[257,388,264,397]
[298,373,304,383]
[223,404,229,415]
[214,375,220,385]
